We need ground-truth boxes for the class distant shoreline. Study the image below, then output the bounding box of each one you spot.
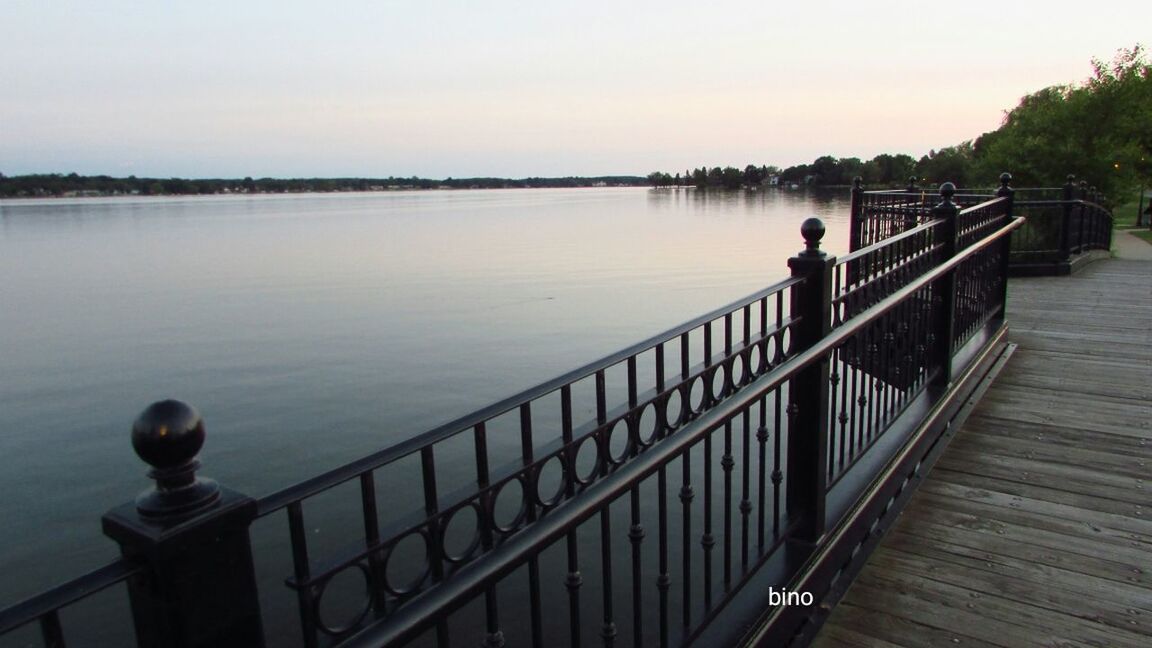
[0,173,650,199]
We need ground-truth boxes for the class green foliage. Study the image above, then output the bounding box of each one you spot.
[915,143,975,188]
[861,154,916,186]
[973,44,1151,196]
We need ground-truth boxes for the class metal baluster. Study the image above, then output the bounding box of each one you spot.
[595,370,607,427]
[847,344,857,464]
[473,423,505,648]
[627,356,638,411]
[756,396,768,550]
[519,404,543,648]
[657,465,670,648]
[775,290,785,363]
[599,504,616,647]
[865,321,876,443]
[828,344,840,479]
[560,387,583,648]
[772,389,783,537]
[680,334,690,383]
[739,408,751,571]
[760,297,768,368]
[39,611,65,648]
[722,419,733,589]
[679,449,693,630]
[724,313,733,391]
[419,447,450,647]
[655,344,667,440]
[742,304,751,356]
[704,323,713,368]
[288,502,319,648]
[360,472,385,619]
[702,430,714,609]
[628,487,644,648]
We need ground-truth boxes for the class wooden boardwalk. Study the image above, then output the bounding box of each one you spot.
[814,258,1152,648]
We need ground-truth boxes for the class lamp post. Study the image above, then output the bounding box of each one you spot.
[1138,156,1149,228]
[1139,184,1146,228]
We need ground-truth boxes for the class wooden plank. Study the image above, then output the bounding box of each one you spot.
[917,478,1152,538]
[959,414,1152,459]
[868,548,1152,636]
[929,466,1144,518]
[816,258,1152,646]
[894,502,1150,567]
[814,601,1005,648]
[947,429,1150,480]
[881,529,1152,614]
[974,390,1151,435]
[856,563,1151,647]
[938,448,1147,504]
[811,623,911,648]
[841,578,1083,647]
[908,489,1149,554]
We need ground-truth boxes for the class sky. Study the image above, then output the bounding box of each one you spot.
[1,1,1149,179]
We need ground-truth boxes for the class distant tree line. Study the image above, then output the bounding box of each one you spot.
[0,173,648,198]
[652,45,1149,199]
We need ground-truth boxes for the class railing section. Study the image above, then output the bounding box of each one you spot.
[850,174,1112,275]
[254,272,804,647]
[1,181,1025,648]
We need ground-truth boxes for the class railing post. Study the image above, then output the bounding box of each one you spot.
[1078,182,1087,254]
[103,400,264,648]
[996,173,1015,313]
[786,218,834,543]
[1084,185,1097,251]
[930,183,960,386]
[1060,175,1075,261]
[848,176,864,253]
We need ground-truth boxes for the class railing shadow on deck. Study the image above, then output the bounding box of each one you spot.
[2,182,1026,648]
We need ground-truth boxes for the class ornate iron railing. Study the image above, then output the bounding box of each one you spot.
[254,272,804,648]
[0,182,1025,648]
[850,174,1112,276]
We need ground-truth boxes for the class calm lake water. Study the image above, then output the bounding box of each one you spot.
[0,187,850,618]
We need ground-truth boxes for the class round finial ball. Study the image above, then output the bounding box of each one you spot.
[1067,174,1076,183]
[131,400,205,470]
[939,182,956,200]
[801,217,826,245]
[853,176,863,188]
[999,172,1012,185]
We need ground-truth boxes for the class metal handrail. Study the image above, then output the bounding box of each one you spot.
[339,215,1025,647]
[0,558,142,636]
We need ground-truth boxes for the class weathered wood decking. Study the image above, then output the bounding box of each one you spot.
[814,258,1152,647]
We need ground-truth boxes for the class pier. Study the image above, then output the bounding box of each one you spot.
[0,176,1142,647]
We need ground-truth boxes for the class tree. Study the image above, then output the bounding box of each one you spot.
[743,164,764,188]
[809,155,841,185]
[720,167,744,190]
[863,153,916,186]
[915,144,975,187]
[973,44,1150,196]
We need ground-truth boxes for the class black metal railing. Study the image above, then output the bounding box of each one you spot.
[850,174,1112,276]
[253,271,804,648]
[0,182,1025,648]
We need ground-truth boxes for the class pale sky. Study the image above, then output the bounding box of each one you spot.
[1,1,1147,179]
